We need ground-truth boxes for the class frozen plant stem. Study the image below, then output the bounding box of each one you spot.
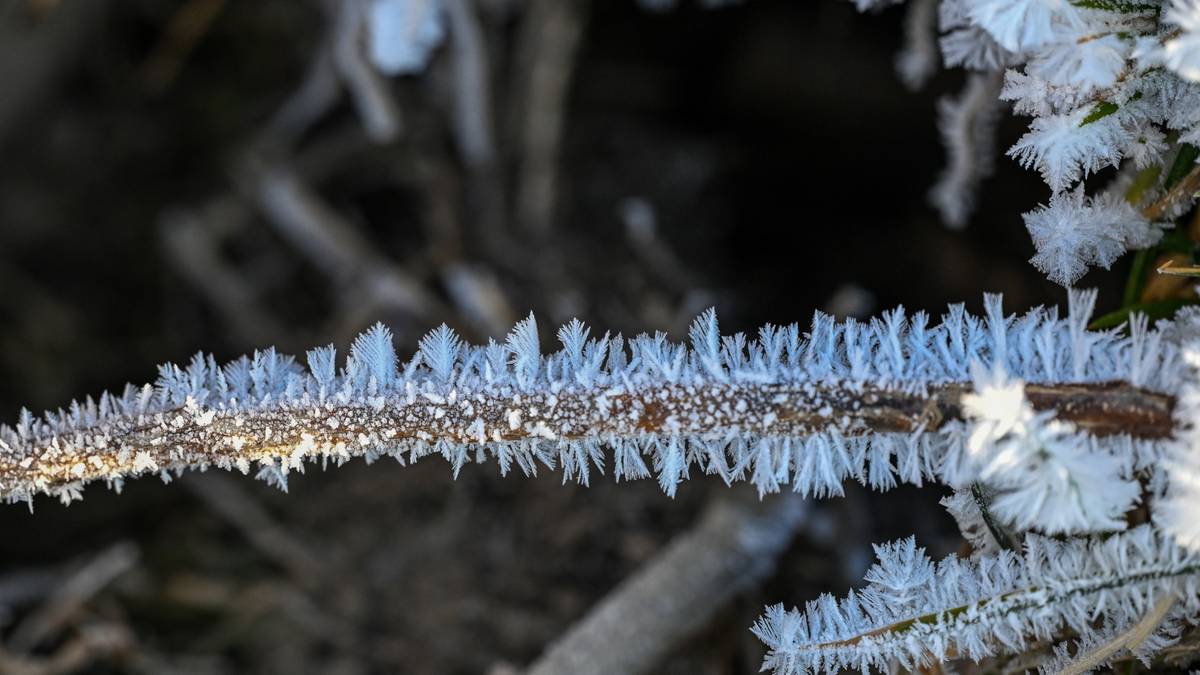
[0,293,1183,504]
[1060,591,1178,675]
[1,294,1197,673]
[970,482,1016,551]
[0,380,1174,503]
[753,528,1200,674]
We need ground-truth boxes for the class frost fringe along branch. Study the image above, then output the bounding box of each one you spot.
[0,290,1179,506]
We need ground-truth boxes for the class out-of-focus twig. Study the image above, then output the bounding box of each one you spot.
[0,0,104,144]
[332,0,403,143]
[7,542,139,652]
[441,262,517,338]
[895,0,937,90]
[443,0,496,168]
[138,0,227,93]
[160,200,289,347]
[524,491,809,675]
[247,162,443,322]
[1143,164,1200,221]
[0,568,57,623]
[619,196,700,293]
[0,623,133,675]
[184,472,329,589]
[162,575,359,652]
[261,46,343,146]
[513,0,587,237]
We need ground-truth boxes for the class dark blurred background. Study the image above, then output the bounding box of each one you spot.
[0,0,1105,672]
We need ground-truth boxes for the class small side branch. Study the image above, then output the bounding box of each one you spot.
[1060,592,1178,675]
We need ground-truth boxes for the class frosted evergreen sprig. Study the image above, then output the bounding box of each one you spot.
[751,525,1200,675]
[0,291,1178,508]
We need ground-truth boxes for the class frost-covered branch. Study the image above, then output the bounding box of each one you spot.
[752,526,1200,674]
[1056,591,1177,675]
[929,70,1005,228]
[4,289,1198,671]
[0,291,1181,508]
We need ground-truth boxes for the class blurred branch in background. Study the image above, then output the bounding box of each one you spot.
[0,0,104,145]
[525,491,809,675]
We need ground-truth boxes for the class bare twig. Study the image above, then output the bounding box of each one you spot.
[332,0,402,143]
[183,472,329,588]
[261,46,343,146]
[1060,592,1178,675]
[1156,258,1200,277]
[0,568,58,622]
[138,0,227,93]
[620,197,701,292]
[1143,164,1200,221]
[161,575,359,652]
[0,623,133,675]
[443,0,496,167]
[513,0,587,236]
[524,491,809,675]
[441,262,518,338]
[160,201,289,347]
[7,542,139,652]
[248,163,442,321]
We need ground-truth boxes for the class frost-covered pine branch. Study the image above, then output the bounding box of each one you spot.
[849,0,1200,286]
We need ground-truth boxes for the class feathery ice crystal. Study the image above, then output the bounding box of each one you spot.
[961,361,1140,534]
[1158,307,1200,551]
